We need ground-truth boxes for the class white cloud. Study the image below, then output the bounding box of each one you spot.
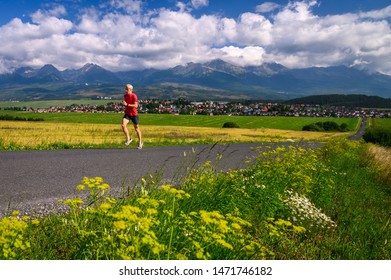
[262,1,391,73]
[236,13,273,45]
[176,2,187,13]
[191,0,209,9]
[0,0,391,75]
[106,0,143,14]
[212,46,266,66]
[256,2,281,13]
[273,0,318,23]
[359,5,391,20]
[31,5,67,21]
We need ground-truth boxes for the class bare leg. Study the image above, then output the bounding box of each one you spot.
[122,118,131,142]
[134,124,142,143]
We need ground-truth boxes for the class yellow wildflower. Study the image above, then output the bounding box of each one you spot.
[76,184,85,191]
[113,221,127,231]
[146,208,158,215]
[98,203,111,212]
[216,239,233,250]
[98,183,110,191]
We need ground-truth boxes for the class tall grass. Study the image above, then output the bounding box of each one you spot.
[365,144,391,183]
[319,140,391,259]
[0,120,348,150]
[1,140,389,260]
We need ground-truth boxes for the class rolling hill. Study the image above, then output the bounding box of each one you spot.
[285,94,391,108]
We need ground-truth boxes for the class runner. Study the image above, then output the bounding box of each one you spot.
[121,84,143,149]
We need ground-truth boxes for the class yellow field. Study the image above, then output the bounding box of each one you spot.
[0,120,350,149]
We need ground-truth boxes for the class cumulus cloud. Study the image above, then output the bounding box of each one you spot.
[31,4,67,21]
[212,46,266,67]
[0,0,390,74]
[265,2,391,73]
[359,4,391,20]
[256,2,281,13]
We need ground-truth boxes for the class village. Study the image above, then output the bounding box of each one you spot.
[8,98,391,118]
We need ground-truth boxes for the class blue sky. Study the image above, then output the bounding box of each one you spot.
[0,0,390,74]
[0,1,390,23]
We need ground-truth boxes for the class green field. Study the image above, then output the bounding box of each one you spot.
[0,111,358,131]
[370,118,391,129]
[0,99,121,109]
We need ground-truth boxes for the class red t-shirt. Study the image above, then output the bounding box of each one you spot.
[124,93,138,116]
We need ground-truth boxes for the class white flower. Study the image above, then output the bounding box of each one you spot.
[283,189,337,230]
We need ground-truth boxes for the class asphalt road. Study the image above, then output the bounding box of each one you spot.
[0,142,323,213]
[348,117,366,141]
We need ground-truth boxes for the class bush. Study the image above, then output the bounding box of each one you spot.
[322,121,340,131]
[222,122,240,128]
[302,121,349,132]
[339,123,349,132]
[363,127,391,147]
[302,123,323,132]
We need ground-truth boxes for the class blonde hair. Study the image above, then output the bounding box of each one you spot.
[126,84,133,90]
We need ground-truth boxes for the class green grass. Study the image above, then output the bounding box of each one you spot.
[0,100,122,109]
[318,141,391,259]
[365,118,391,147]
[370,118,391,130]
[0,111,358,130]
[1,140,390,260]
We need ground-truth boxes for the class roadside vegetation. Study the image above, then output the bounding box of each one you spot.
[1,139,390,259]
[363,118,391,147]
[1,112,389,260]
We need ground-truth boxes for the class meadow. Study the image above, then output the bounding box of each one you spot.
[0,111,357,150]
[0,110,358,129]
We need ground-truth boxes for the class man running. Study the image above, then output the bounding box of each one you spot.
[121,84,143,149]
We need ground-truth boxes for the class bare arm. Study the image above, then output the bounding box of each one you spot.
[123,101,138,108]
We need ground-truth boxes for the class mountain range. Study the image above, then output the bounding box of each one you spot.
[1,59,391,101]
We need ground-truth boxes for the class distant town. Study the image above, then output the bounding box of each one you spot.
[4,98,390,118]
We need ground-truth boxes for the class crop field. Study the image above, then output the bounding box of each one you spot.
[0,111,358,130]
[0,111,358,150]
[0,120,349,150]
[369,118,391,129]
